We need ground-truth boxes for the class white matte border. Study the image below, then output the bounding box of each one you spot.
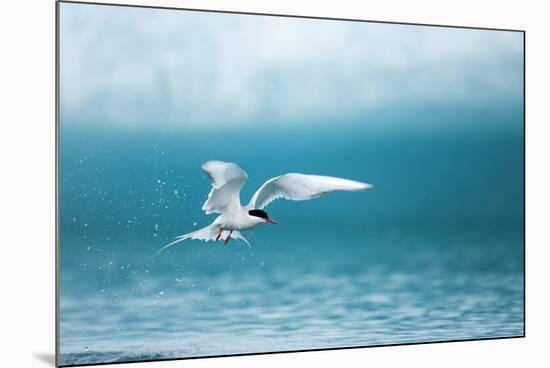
[1,1,548,368]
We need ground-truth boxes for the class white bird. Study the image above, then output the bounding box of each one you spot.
[156,161,372,254]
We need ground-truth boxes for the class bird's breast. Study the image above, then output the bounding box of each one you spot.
[218,211,256,231]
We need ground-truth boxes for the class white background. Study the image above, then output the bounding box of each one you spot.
[0,0,548,367]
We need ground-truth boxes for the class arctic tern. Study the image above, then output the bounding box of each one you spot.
[156,161,371,253]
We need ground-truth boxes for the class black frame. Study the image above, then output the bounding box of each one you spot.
[55,1,526,366]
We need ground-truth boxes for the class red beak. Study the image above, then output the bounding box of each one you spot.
[266,218,277,224]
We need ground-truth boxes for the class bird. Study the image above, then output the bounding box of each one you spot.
[156,160,372,254]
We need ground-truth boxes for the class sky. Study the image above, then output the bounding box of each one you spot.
[59,3,524,130]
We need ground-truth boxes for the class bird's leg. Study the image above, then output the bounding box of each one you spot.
[224,231,233,245]
[215,228,223,241]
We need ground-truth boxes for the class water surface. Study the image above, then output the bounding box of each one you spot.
[59,112,524,365]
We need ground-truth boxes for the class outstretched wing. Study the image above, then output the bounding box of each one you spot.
[248,173,372,209]
[201,161,248,214]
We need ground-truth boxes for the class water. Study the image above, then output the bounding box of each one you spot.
[59,229,523,365]
[58,5,524,364]
[58,107,524,366]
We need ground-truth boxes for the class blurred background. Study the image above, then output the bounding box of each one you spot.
[58,3,524,365]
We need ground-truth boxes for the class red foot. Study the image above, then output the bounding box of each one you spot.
[224,231,233,245]
[215,228,223,241]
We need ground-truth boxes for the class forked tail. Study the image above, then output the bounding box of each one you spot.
[155,224,219,255]
[155,224,250,255]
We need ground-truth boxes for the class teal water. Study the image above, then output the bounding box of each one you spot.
[59,107,524,365]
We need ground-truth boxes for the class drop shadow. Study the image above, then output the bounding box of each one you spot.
[34,353,55,366]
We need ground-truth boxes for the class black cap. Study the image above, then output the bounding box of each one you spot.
[248,209,269,219]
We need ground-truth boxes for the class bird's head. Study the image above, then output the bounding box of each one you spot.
[248,209,277,225]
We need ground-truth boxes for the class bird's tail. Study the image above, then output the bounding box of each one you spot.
[155,224,219,255]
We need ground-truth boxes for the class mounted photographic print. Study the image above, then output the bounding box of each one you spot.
[56,1,525,366]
